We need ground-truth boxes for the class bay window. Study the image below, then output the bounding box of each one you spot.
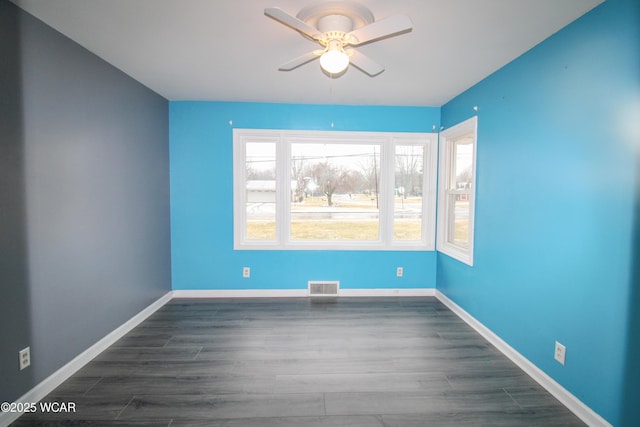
[234,129,437,250]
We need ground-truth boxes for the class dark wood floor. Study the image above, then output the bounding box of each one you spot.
[14,297,585,426]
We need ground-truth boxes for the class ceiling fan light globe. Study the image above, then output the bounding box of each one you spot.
[320,50,349,74]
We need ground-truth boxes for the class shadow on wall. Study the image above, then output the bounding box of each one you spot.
[0,0,35,403]
[620,151,640,426]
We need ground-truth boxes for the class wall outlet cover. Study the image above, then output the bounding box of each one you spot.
[554,341,566,365]
[19,347,30,370]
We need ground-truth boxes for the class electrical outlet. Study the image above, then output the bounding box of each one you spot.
[396,267,403,277]
[19,347,30,370]
[554,341,566,365]
[243,267,250,278]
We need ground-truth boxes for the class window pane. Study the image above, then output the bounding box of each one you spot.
[449,195,470,248]
[394,145,424,241]
[453,138,473,190]
[290,143,380,240]
[246,142,276,240]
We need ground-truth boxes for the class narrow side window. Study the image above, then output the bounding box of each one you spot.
[437,116,477,265]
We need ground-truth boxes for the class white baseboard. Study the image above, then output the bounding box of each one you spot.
[435,290,612,427]
[0,291,173,427]
[172,289,309,298]
[172,288,436,298]
[339,288,435,297]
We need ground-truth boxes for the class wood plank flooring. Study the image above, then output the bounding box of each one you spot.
[13,297,585,426]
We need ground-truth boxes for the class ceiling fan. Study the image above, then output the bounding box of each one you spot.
[265,1,413,77]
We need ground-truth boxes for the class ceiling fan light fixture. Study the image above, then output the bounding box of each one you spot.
[320,49,349,74]
[320,40,349,74]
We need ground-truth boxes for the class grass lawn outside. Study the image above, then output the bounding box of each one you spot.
[244,194,459,243]
[246,219,423,241]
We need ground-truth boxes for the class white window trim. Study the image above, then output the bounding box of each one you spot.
[436,116,477,265]
[233,129,438,251]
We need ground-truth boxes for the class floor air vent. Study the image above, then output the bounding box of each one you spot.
[308,281,340,297]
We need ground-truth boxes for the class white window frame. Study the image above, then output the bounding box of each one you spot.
[233,129,438,251]
[436,116,477,265]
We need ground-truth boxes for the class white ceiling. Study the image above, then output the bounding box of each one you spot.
[12,0,603,106]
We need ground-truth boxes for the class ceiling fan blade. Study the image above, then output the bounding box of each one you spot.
[265,7,322,40]
[347,49,385,77]
[279,50,322,71]
[346,14,413,45]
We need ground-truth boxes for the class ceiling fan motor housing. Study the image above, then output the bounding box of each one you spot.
[296,1,375,33]
[317,14,353,34]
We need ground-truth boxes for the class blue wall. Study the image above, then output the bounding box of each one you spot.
[438,0,639,425]
[170,102,440,291]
